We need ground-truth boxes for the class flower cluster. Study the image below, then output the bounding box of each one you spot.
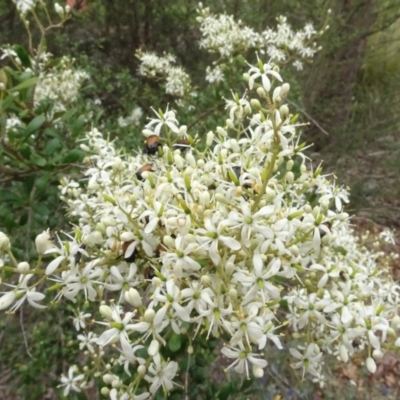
[136,50,192,97]
[34,56,89,114]
[0,58,399,398]
[198,4,327,73]
[13,0,37,15]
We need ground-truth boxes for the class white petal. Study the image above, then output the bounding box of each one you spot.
[46,255,65,275]
[220,236,241,250]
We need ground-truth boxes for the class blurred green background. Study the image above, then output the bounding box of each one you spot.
[0,0,400,398]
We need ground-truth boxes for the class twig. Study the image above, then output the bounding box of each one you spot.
[285,98,330,136]
[184,349,191,400]
[20,306,36,360]
[25,185,36,260]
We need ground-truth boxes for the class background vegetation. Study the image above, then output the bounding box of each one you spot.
[0,0,399,398]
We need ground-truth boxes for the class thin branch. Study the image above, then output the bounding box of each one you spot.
[285,98,330,136]
[20,306,36,360]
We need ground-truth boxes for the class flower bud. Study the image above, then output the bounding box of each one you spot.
[103,374,116,384]
[120,232,135,242]
[148,340,160,356]
[215,193,230,205]
[372,349,383,360]
[112,379,122,388]
[138,365,146,376]
[200,275,211,286]
[286,160,294,171]
[100,305,113,320]
[256,87,266,98]
[102,217,117,227]
[0,291,15,310]
[339,344,348,363]
[35,229,53,255]
[392,315,400,330]
[226,119,234,129]
[279,104,289,120]
[124,288,142,307]
[100,387,110,396]
[285,171,294,183]
[200,191,210,207]
[206,131,214,146]
[253,366,264,378]
[280,83,290,97]
[0,232,11,252]
[242,73,250,82]
[229,288,237,301]
[366,357,377,373]
[216,126,227,137]
[17,262,30,274]
[250,99,262,110]
[178,125,187,137]
[174,154,184,169]
[272,86,281,103]
[144,308,155,322]
[55,3,64,16]
[225,261,235,275]
[185,152,196,168]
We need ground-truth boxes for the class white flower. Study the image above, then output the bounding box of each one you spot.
[59,366,85,397]
[1,274,46,311]
[77,331,97,353]
[221,342,268,378]
[145,354,178,394]
[97,306,135,360]
[247,56,282,91]
[290,343,323,378]
[196,217,241,265]
[73,311,92,331]
[224,202,275,246]
[206,66,225,83]
[146,107,180,135]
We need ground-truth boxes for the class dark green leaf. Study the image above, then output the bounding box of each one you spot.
[35,173,51,191]
[25,115,46,138]
[62,149,85,164]
[30,153,47,167]
[44,138,62,155]
[19,210,29,226]
[9,77,39,92]
[168,333,182,352]
[13,45,32,69]
[23,175,36,195]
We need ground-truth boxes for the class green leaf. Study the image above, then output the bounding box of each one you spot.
[19,210,29,226]
[9,77,39,92]
[23,175,36,195]
[25,115,46,137]
[0,94,18,112]
[62,149,85,164]
[30,153,47,167]
[13,45,32,69]
[279,299,289,309]
[35,173,51,191]
[43,128,60,139]
[168,333,182,352]
[44,138,61,155]
[34,203,50,216]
